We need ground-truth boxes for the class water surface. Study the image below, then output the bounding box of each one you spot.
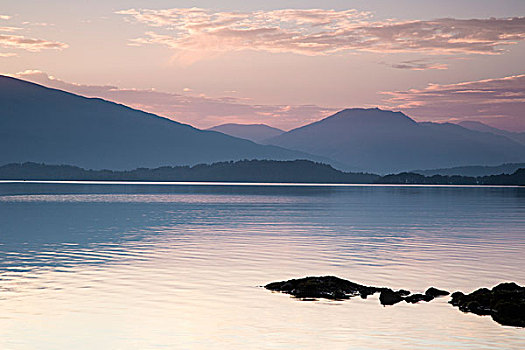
[0,183,524,349]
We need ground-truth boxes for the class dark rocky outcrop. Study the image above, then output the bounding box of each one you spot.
[425,287,450,298]
[449,282,525,327]
[404,288,449,303]
[405,293,434,304]
[379,289,409,305]
[265,276,523,328]
[264,276,381,300]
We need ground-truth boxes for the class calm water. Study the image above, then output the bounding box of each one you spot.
[0,183,524,349]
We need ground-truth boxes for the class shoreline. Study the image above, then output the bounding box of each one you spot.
[0,180,523,188]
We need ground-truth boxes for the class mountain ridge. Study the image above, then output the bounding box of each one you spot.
[0,75,340,170]
[458,121,525,145]
[207,123,284,143]
[265,108,525,174]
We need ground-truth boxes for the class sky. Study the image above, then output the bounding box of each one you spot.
[1,0,524,131]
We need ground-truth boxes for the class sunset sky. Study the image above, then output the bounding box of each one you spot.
[1,0,524,131]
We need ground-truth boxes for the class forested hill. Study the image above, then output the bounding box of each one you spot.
[0,160,523,185]
[0,160,379,183]
[376,170,525,186]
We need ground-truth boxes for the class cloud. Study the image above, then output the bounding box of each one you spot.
[382,74,525,131]
[0,34,68,52]
[11,70,336,130]
[0,52,16,57]
[385,59,448,70]
[0,26,22,32]
[21,22,54,27]
[116,8,525,60]
[0,18,67,53]
[0,15,11,20]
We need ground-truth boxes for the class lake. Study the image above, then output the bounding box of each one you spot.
[0,182,524,349]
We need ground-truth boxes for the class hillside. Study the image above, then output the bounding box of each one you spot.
[0,76,329,170]
[458,121,525,145]
[207,123,284,143]
[265,108,525,174]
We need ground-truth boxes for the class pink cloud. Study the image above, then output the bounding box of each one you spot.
[0,16,65,54]
[382,74,525,131]
[383,59,449,70]
[0,33,68,52]
[0,26,22,32]
[116,8,525,60]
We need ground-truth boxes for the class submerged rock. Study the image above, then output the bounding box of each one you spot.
[449,282,525,327]
[264,276,380,300]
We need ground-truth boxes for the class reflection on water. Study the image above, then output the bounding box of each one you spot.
[0,183,524,349]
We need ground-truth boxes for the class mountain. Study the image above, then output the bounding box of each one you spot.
[207,123,284,143]
[264,108,525,174]
[458,121,525,145]
[412,163,525,177]
[0,75,333,170]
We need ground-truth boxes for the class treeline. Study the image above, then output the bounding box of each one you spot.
[0,160,379,183]
[0,160,523,185]
[376,170,525,186]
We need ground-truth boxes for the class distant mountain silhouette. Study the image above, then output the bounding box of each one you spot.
[458,121,525,145]
[412,162,525,177]
[207,123,284,143]
[265,108,525,174]
[0,76,334,169]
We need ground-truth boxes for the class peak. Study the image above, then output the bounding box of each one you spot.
[213,123,273,128]
[337,107,402,115]
[323,108,416,124]
[340,107,382,112]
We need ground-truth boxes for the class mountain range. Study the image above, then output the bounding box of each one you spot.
[263,108,525,174]
[2,75,525,174]
[0,75,331,170]
[207,123,284,143]
[458,121,525,146]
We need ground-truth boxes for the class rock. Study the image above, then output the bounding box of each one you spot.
[265,277,525,327]
[449,291,465,306]
[264,276,380,300]
[398,289,411,296]
[449,282,525,327]
[425,287,450,298]
[405,293,434,303]
[379,288,406,305]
